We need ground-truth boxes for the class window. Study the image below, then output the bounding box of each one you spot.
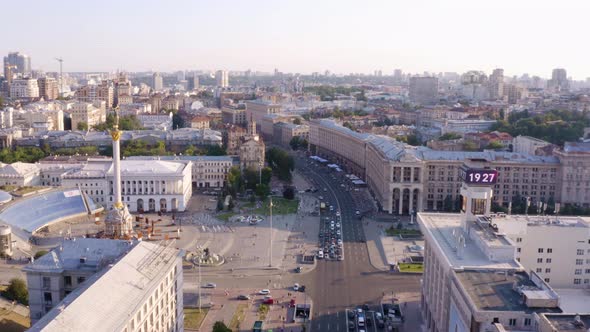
[577,249,585,255]
[547,248,553,253]
[42,277,50,289]
[64,276,72,287]
[576,259,584,265]
[524,318,531,326]
[546,258,552,263]
[508,318,516,326]
[536,268,542,273]
[517,248,521,253]
[574,279,581,285]
[44,292,52,305]
[538,248,544,253]
[516,237,522,243]
[77,276,86,284]
[585,269,590,274]
[545,268,551,273]
[544,278,550,282]
[537,258,543,263]
[585,279,590,284]
[575,269,582,275]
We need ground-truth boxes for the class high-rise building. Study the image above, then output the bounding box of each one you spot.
[9,78,39,99]
[547,68,569,92]
[37,77,59,100]
[153,72,163,91]
[191,72,199,90]
[3,52,31,77]
[488,68,504,99]
[75,80,114,107]
[215,70,229,87]
[409,76,438,105]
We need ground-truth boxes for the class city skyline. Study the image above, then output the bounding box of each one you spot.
[2,0,590,79]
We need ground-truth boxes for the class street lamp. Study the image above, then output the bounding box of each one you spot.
[269,197,273,267]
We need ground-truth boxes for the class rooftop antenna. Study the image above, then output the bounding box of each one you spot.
[55,57,64,96]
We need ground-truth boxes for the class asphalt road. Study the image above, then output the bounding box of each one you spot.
[295,155,421,332]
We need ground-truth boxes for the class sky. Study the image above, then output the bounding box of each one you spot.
[2,0,590,79]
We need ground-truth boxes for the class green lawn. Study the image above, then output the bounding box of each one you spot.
[385,227,422,237]
[184,308,208,330]
[398,263,424,273]
[254,197,299,216]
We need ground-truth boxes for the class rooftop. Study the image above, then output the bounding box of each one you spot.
[23,238,133,273]
[541,313,590,331]
[553,288,590,313]
[417,213,521,270]
[109,160,187,176]
[455,270,561,313]
[29,241,182,332]
[563,142,590,153]
[127,155,233,162]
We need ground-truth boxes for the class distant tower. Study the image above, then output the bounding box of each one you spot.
[215,70,229,88]
[104,109,133,238]
[153,72,163,91]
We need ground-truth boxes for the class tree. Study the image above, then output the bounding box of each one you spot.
[266,147,294,182]
[290,136,302,150]
[463,141,479,151]
[283,186,295,200]
[34,250,49,259]
[0,96,4,108]
[438,132,462,141]
[226,166,243,197]
[293,118,302,125]
[206,145,227,156]
[2,278,28,305]
[212,321,232,332]
[261,167,272,185]
[183,144,196,156]
[485,141,504,150]
[172,112,186,129]
[255,183,270,199]
[77,121,89,131]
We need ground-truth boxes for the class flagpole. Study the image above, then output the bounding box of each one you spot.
[269,197,273,267]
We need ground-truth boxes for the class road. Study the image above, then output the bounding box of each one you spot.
[295,154,421,332]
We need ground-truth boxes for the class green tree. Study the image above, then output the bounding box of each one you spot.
[438,132,462,141]
[290,136,302,150]
[485,141,504,150]
[226,166,243,197]
[206,145,227,156]
[293,118,302,125]
[463,141,479,151]
[212,321,232,332]
[255,183,270,199]
[34,250,49,259]
[2,278,28,305]
[77,121,89,131]
[261,167,272,185]
[183,144,196,156]
[266,147,294,182]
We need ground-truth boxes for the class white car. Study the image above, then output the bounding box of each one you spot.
[337,239,343,245]
[317,250,324,259]
[202,282,217,288]
[293,283,300,291]
[355,210,360,215]
[336,211,341,217]
[259,289,271,295]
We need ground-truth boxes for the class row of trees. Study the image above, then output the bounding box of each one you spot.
[93,113,144,131]
[304,85,367,101]
[491,109,590,145]
[226,166,273,199]
[289,136,309,151]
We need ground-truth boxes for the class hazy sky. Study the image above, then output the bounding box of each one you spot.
[3,0,589,79]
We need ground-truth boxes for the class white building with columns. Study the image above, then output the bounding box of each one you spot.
[62,159,192,213]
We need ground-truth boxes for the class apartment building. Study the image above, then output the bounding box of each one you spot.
[190,115,210,130]
[245,99,281,128]
[553,142,590,207]
[37,77,59,100]
[26,238,184,332]
[75,81,114,107]
[221,107,247,125]
[12,108,64,131]
[69,101,106,130]
[10,78,40,99]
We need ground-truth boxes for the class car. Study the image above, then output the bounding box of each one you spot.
[319,196,324,200]
[202,283,216,288]
[336,211,341,217]
[338,255,344,261]
[237,294,251,300]
[293,283,300,291]
[295,266,302,273]
[348,310,356,319]
[355,210,361,215]
[299,285,306,292]
[259,289,271,295]
[324,188,328,192]
[263,296,274,305]
[337,239,343,245]
[367,316,373,327]
[336,223,341,228]
[375,312,385,328]
[357,313,366,327]
[317,250,324,259]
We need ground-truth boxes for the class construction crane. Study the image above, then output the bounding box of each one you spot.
[55,57,63,95]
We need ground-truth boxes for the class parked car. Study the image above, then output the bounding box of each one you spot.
[293,283,300,291]
[259,289,271,295]
[299,285,306,292]
[202,283,216,288]
[295,266,302,273]
[237,294,251,300]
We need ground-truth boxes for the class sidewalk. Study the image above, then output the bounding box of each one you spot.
[363,219,395,271]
